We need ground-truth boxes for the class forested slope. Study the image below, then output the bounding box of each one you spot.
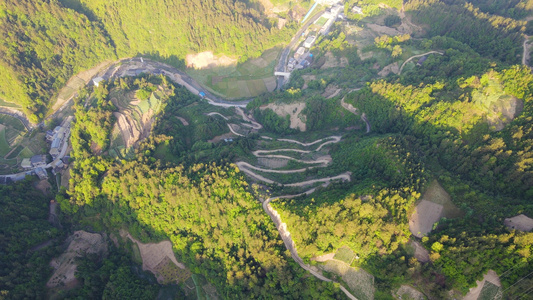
[0,0,293,122]
[0,0,115,122]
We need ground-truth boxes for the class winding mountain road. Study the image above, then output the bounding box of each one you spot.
[262,179,358,300]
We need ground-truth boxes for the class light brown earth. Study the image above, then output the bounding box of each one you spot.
[410,240,430,263]
[51,60,114,114]
[378,62,400,77]
[322,84,341,98]
[410,200,444,238]
[301,75,317,90]
[35,179,52,195]
[186,51,237,69]
[321,52,349,69]
[177,117,189,126]
[262,102,307,131]
[395,285,426,300]
[504,214,533,231]
[312,253,336,262]
[122,231,190,284]
[463,270,501,300]
[258,157,289,169]
[410,180,462,237]
[47,231,108,288]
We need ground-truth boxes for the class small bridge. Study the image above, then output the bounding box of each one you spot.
[274,71,291,79]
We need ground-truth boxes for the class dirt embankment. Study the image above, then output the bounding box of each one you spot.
[262,102,307,132]
[186,51,237,69]
[47,231,108,289]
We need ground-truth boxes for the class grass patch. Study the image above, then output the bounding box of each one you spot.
[17,146,34,159]
[0,157,18,167]
[0,114,25,131]
[478,281,501,300]
[315,16,328,26]
[321,260,375,300]
[5,145,23,159]
[0,128,10,156]
[334,246,356,265]
[0,98,22,108]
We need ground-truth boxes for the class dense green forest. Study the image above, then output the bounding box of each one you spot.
[59,77,346,298]
[0,181,64,299]
[3,0,533,298]
[0,0,294,122]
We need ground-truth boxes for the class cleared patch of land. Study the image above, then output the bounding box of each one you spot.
[109,87,166,158]
[463,270,501,300]
[321,260,375,300]
[123,231,191,284]
[410,180,462,238]
[262,102,307,131]
[187,47,281,99]
[504,214,533,231]
[47,231,108,289]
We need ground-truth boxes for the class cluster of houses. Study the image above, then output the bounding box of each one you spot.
[286,4,345,72]
[317,4,344,35]
[18,116,73,180]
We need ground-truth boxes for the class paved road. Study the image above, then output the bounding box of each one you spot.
[275,10,326,90]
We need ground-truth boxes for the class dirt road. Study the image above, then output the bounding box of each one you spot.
[523,36,531,66]
[398,51,444,74]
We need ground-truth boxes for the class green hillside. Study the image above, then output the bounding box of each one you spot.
[0,0,294,122]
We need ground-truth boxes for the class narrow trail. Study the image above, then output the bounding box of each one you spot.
[523,35,531,67]
[262,179,358,300]
[398,51,444,74]
[340,95,370,133]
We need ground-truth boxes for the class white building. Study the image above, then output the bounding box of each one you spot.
[303,36,317,48]
[352,5,363,14]
[92,77,104,87]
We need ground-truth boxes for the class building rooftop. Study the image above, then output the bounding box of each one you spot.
[30,155,46,165]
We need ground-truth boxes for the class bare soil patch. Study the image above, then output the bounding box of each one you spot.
[177,116,189,126]
[35,179,52,195]
[409,200,443,238]
[378,62,400,77]
[263,102,307,131]
[410,240,429,263]
[301,75,316,90]
[395,285,426,300]
[124,231,190,284]
[504,214,533,231]
[208,132,235,143]
[312,253,335,262]
[47,231,108,288]
[258,157,289,169]
[186,51,237,69]
[463,270,501,300]
[410,180,462,237]
[322,84,341,99]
